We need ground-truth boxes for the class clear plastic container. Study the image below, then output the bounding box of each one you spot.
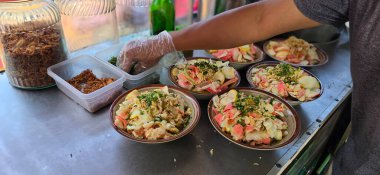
[55,0,119,52]
[158,51,185,85]
[47,55,127,112]
[0,0,68,89]
[94,43,160,89]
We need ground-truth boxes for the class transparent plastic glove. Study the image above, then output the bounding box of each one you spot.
[117,31,176,74]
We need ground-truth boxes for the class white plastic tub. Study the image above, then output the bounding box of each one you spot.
[47,55,127,112]
[94,43,160,89]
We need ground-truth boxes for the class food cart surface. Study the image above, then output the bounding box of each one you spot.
[0,32,352,175]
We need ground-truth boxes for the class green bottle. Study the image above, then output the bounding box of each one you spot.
[150,0,175,35]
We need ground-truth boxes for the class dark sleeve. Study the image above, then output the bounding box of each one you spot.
[294,0,349,28]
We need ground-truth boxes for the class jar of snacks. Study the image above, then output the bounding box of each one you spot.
[55,0,119,52]
[0,0,68,89]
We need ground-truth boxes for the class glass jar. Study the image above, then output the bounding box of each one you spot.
[0,0,68,89]
[55,0,119,52]
[116,0,151,37]
[174,0,193,30]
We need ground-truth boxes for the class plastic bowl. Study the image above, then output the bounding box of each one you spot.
[206,44,265,70]
[208,88,300,150]
[263,39,328,67]
[168,57,241,100]
[47,55,126,112]
[110,84,201,144]
[246,61,323,105]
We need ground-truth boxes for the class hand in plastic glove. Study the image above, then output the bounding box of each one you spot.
[117,31,176,74]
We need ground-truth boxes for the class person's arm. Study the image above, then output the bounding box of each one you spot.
[172,0,320,50]
[119,0,321,73]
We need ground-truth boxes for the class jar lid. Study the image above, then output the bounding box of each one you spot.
[116,0,152,6]
[55,0,116,16]
[0,0,60,33]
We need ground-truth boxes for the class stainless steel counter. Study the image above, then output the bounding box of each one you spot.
[0,32,352,175]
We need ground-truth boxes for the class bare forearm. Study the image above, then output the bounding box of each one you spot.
[171,0,320,51]
[171,4,263,50]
